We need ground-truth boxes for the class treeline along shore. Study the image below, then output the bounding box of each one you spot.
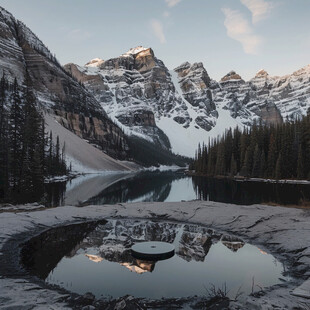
[192,111,310,181]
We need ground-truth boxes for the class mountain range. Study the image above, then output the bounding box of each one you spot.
[65,46,310,157]
[1,6,310,166]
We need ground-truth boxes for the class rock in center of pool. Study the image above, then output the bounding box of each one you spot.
[131,242,175,260]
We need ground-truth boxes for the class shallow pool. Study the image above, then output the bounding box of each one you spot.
[21,220,289,299]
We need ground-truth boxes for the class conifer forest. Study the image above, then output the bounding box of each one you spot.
[0,75,67,203]
[192,112,310,180]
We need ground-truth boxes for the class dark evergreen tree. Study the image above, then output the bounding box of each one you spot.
[275,153,282,180]
[230,153,237,176]
[192,114,310,181]
[267,133,276,178]
[0,75,68,204]
[297,145,304,179]
[9,78,24,188]
[251,144,261,178]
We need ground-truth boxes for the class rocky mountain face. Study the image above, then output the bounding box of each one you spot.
[0,7,129,160]
[2,3,310,160]
[66,46,310,157]
[65,47,183,150]
[65,48,225,157]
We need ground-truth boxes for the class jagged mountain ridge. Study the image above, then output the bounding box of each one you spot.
[66,46,310,157]
[1,3,309,160]
[65,47,224,157]
[0,6,130,162]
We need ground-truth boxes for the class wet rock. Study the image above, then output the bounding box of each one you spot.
[292,279,310,299]
[81,305,96,310]
[192,296,230,309]
[97,295,145,310]
[74,292,95,307]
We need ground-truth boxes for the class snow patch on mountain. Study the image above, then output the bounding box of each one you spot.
[85,58,104,68]
[157,102,244,157]
[64,46,310,158]
[123,46,149,56]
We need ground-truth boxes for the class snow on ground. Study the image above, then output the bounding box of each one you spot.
[242,178,310,185]
[157,98,245,158]
[0,201,309,309]
[142,165,184,171]
[0,203,44,212]
[157,106,244,158]
[44,112,135,173]
[156,71,246,158]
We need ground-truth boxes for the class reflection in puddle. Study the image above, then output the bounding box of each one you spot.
[85,254,103,263]
[21,220,289,299]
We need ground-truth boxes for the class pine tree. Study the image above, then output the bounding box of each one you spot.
[48,131,53,175]
[297,145,304,179]
[0,75,9,198]
[0,75,68,204]
[259,151,266,178]
[230,153,237,176]
[240,147,251,177]
[192,114,310,181]
[275,153,282,180]
[9,78,24,188]
[55,135,60,171]
[251,144,261,177]
[267,134,276,178]
[32,144,44,196]
[215,143,226,176]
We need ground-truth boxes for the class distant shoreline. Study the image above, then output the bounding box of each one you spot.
[186,171,310,185]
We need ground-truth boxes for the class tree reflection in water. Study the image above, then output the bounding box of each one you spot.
[44,172,310,207]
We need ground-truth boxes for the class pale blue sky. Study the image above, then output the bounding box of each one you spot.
[0,0,309,80]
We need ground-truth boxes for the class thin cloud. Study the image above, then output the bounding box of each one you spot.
[165,0,182,8]
[163,11,170,18]
[240,0,274,23]
[150,19,166,44]
[222,8,262,55]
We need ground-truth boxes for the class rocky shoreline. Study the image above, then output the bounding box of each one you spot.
[0,201,309,309]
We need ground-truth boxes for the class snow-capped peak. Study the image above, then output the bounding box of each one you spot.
[221,71,242,82]
[255,69,269,78]
[85,58,104,68]
[174,62,191,71]
[123,46,149,56]
[292,64,310,76]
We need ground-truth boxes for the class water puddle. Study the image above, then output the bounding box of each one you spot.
[21,220,289,299]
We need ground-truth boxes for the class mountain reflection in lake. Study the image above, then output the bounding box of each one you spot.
[44,171,310,207]
[21,220,289,299]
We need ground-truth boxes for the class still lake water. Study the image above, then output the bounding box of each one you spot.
[45,171,310,207]
[21,219,289,299]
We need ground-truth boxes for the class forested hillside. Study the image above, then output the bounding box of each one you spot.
[0,75,67,203]
[192,112,310,180]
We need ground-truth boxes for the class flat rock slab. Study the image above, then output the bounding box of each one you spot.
[292,279,310,299]
[131,241,175,260]
[0,201,309,309]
